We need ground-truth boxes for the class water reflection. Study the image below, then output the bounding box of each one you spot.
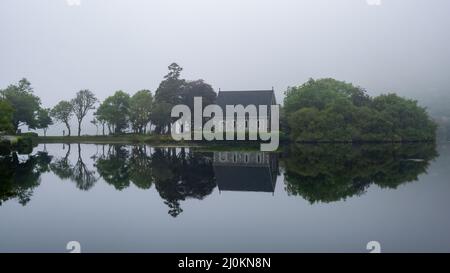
[50,144,97,190]
[0,143,438,216]
[282,143,438,203]
[0,150,52,205]
[213,151,278,193]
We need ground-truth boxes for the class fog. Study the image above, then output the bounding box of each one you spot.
[1,0,449,135]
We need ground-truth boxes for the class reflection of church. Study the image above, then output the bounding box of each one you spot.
[213,151,278,193]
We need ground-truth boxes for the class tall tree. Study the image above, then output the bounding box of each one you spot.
[154,63,186,133]
[0,78,41,132]
[129,90,153,134]
[36,108,53,136]
[50,100,73,136]
[71,90,97,136]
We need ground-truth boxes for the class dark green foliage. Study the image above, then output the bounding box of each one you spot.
[96,91,131,134]
[284,78,437,142]
[152,63,217,134]
[129,90,153,134]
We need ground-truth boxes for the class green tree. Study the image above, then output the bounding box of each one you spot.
[50,101,73,136]
[0,99,14,133]
[71,89,97,136]
[150,102,172,134]
[284,78,436,142]
[97,91,130,134]
[154,63,186,133]
[0,78,41,132]
[181,80,217,109]
[129,90,153,134]
[36,108,53,136]
[372,94,437,141]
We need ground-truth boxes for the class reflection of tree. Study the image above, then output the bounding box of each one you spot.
[152,148,215,217]
[50,144,73,180]
[72,144,97,190]
[0,151,52,206]
[129,146,153,189]
[50,144,97,190]
[282,143,438,203]
[94,145,216,217]
[95,145,130,190]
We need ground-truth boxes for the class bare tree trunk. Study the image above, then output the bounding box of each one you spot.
[65,122,71,136]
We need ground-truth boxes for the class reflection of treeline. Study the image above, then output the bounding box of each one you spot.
[282,143,438,203]
[1,144,216,216]
[0,151,52,205]
[49,144,216,217]
[94,146,215,217]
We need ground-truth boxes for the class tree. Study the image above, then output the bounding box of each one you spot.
[284,78,437,142]
[0,78,41,132]
[36,108,53,136]
[150,102,172,134]
[154,63,186,133]
[97,91,130,134]
[71,90,97,136]
[372,94,437,141]
[129,90,153,134]
[0,99,14,133]
[50,101,73,136]
[181,79,217,109]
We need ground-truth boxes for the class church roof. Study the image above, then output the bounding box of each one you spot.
[216,90,276,109]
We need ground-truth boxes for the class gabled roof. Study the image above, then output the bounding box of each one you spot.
[216,90,276,109]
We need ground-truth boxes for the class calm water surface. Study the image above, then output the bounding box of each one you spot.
[1,143,449,252]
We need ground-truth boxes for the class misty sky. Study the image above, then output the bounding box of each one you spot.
[1,0,449,134]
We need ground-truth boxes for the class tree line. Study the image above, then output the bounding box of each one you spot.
[1,64,437,142]
[0,63,216,137]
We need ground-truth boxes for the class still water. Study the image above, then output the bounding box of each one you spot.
[1,143,449,252]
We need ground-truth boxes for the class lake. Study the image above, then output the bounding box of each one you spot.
[1,143,450,252]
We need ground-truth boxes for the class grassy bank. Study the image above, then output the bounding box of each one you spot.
[35,134,281,151]
[37,135,177,145]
